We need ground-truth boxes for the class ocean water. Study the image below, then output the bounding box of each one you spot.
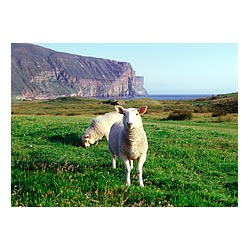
[94,94,212,101]
[121,94,212,101]
[147,94,212,100]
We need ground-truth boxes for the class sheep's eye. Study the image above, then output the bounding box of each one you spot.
[136,113,139,116]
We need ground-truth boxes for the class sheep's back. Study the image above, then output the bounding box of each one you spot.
[97,112,123,137]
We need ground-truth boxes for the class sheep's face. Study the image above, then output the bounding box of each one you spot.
[115,105,147,130]
[82,135,90,147]
[82,134,95,148]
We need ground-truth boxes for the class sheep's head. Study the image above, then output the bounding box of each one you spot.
[115,105,147,130]
[82,134,96,148]
[82,134,90,148]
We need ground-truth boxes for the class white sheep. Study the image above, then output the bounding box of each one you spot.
[82,111,123,148]
[108,105,148,187]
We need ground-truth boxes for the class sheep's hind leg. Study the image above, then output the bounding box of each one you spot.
[129,160,133,170]
[112,154,117,169]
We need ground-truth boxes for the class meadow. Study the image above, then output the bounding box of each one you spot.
[11,96,238,206]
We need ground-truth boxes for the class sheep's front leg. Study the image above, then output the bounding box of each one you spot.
[121,158,131,186]
[137,154,146,187]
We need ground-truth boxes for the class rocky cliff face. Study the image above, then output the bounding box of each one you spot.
[11,43,148,99]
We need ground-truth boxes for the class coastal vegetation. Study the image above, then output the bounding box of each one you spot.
[11,93,238,206]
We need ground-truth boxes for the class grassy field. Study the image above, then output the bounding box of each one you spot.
[11,97,238,206]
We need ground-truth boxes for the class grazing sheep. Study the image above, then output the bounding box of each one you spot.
[82,112,123,148]
[108,105,148,187]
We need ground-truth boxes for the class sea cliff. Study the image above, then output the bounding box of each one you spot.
[11,43,148,100]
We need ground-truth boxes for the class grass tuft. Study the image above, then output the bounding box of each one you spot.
[166,110,193,121]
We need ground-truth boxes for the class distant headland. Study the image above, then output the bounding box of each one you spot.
[11,43,148,100]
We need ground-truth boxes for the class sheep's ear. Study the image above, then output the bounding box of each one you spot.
[115,105,124,114]
[138,106,147,115]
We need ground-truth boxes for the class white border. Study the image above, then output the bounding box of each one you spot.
[1,0,249,249]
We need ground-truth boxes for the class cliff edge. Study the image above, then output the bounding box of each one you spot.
[11,43,148,99]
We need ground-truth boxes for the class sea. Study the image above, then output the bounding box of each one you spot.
[129,94,212,101]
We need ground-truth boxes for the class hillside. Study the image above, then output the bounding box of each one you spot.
[189,92,238,114]
[11,43,148,99]
[11,92,238,117]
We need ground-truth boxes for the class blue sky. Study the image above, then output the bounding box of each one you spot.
[36,43,237,95]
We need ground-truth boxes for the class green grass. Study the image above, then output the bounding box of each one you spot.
[11,98,238,207]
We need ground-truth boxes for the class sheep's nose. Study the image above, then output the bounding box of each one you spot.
[127,122,133,128]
